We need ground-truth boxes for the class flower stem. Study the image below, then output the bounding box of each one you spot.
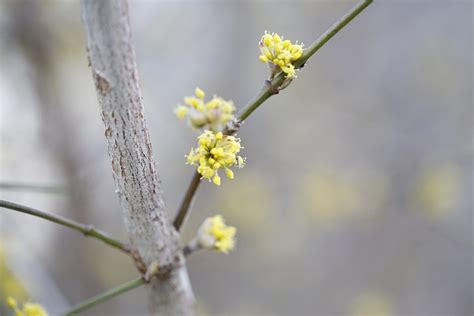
[173,0,373,231]
[174,171,201,231]
[64,277,145,315]
[0,199,130,254]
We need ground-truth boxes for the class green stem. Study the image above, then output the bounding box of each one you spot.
[295,0,373,68]
[237,86,274,122]
[64,277,145,315]
[174,0,373,231]
[0,182,68,194]
[0,199,130,254]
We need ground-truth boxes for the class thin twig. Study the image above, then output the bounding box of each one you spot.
[173,171,201,230]
[0,182,68,195]
[64,277,145,315]
[182,239,201,257]
[173,0,373,231]
[0,200,130,254]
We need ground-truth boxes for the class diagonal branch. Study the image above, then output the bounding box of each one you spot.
[65,277,145,315]
[173,0,374,231]
[173,172,201,230]
[0,199,129,253]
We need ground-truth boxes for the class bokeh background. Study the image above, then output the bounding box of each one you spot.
[0,1,472,315]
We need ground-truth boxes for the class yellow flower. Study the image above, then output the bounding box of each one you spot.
[174,105,189,119]
[198,215,236,253]
[6,296,17,308]
[175,88,236,132]
[195,87,205,99]
[22,303,48,316]
[186,130,245,186]
[5,297,48,316]
[259,31,304,78]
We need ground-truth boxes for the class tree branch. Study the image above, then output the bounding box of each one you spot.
[65,277,145,315]
[173,172,201,231]
[173,0,374,232]
[81,0,195,314]
[0,199,129,253]
[0,182,68,195]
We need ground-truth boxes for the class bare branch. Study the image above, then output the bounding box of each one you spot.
[65,277,145,315]
[0,199,129,253]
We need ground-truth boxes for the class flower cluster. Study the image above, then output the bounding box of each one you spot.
[197,215,236,254]
[187,130,245,186]
[175,88,236,132]
[6,297,48,316]
[259,31,304,78]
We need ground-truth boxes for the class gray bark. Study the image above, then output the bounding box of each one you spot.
[80,0,195,314]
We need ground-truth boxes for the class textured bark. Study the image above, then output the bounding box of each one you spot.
[81,1,195,314]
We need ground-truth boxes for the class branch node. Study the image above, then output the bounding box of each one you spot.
[265,79,280,95]
[83,224,94,236]
[131,248,148,275]
[144,260,160,282]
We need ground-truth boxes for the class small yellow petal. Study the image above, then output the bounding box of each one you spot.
[195,87,205,99]
[263,34,272,46]
[213,174,221,186]
[225,169,234,179]
[174,106,188,119]
[259,55,268,63]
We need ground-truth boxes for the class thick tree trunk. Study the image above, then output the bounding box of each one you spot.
[81,1,195,314]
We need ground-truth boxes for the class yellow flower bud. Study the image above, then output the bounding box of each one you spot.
[174,105,189,119]
[225,168,234,179]
[213,174,221,186]
[263,34,272,46]
[195,87,205,99]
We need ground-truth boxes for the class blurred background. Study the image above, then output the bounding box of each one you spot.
[0,1,472,315]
